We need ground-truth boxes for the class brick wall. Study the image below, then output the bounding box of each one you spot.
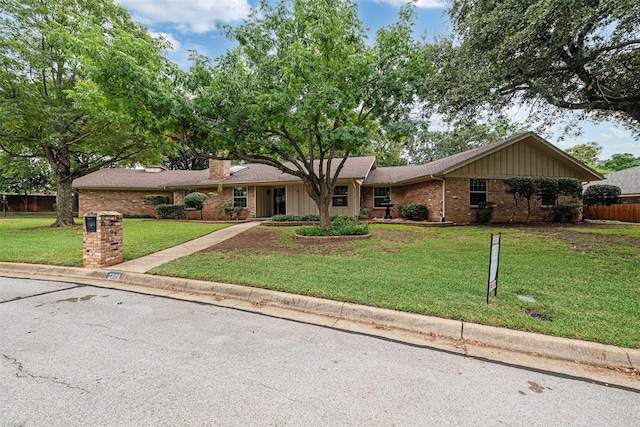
[364,178,580,223]
[444,178,580,223]
[77,190,172,218]
[362,181,443,221]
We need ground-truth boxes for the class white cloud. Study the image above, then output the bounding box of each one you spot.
[371,0,445,8]
[150,31,181,52]
[116,0,251,34]
[600,127,630,139]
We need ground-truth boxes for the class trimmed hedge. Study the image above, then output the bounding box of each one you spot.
[184,192,206,210]
[144,194,170,206]
[156,204,186,219]
[398,203,428,221]
[582,185,621,206]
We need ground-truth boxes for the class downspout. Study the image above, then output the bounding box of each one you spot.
[430,175,446,222]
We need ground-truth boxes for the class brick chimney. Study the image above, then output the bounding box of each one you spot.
[209,158,231,180]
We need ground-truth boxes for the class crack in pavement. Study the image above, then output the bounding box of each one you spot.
[2,354,91,394]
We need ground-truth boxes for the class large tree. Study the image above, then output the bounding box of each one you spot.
[0,0,171,226]
[170,0,430,227]
[425,0,640,134]
[405,119,526,164]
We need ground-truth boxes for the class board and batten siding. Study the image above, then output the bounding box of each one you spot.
[287,181,360,217]
[446,140,579,179]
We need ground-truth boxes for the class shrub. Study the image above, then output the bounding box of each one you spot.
[296,221,369,237]
[398,203,428,221]
[184,192,206,210]
[144,194,170,206]
[271,214,301,222]
[330,214,357,223]
[475,201,495,223]
[358,208,370,219]
[582,185,621,206]
[553,204,582,223]
[224,206,244,220]
[300,214,320,222]
[156,204,186,219]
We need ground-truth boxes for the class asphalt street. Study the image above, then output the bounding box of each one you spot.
[1,277,639,426]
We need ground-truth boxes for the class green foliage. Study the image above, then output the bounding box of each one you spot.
[552,204,582,223]
[474,201,495,223]
[167,0,431,227]
[406,119,526,164]
[330,214,358,223]
[602,153,640,172]
[301,214,321,222]
[582,185,622,206]
[296,217,369,236]
[144,195,170,206]
[271,215,301,222]
[223,206,244,220]
[565,142,603,168]
[504,177,580,222]
[427,0,640,135]
[398,203,428,221]
[184,192,206,210]
[0,0,172,226]
[556,178,583,198]
[358,208,371,219]
[156,204,186,219]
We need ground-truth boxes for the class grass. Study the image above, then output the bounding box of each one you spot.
[0,217,229,266]
[151,222,640,349]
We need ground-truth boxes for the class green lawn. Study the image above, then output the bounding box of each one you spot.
[151,222,640,348]
[0,217,229,266]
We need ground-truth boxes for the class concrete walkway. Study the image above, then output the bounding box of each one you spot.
[114,221,262,273]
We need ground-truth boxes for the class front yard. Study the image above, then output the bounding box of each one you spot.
[0,217,229,266]
[151,222,640,349]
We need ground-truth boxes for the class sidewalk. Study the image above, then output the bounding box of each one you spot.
[114,221,261,273]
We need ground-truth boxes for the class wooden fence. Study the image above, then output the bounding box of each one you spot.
[584,204,640,223]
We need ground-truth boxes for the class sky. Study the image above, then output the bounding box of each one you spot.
[116,0,639,161]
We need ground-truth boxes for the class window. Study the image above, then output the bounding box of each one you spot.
[469,179,487,205]
[541,192,556,207]
[333,185,348,207]
[233,187,248,208]
[374,187,391,207]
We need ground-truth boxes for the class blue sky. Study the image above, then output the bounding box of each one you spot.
[116,0,638,161]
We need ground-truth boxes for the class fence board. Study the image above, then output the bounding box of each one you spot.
[584,204,640,223]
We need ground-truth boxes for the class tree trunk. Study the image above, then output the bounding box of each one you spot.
[317,198,332,228]
[52,175,76,227]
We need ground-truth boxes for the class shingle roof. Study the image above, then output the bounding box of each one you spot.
[73,156,376,189]
[363,132,603,185]
[583,165,640,196]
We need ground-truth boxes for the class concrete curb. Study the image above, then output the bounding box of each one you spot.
[1,261,638,371]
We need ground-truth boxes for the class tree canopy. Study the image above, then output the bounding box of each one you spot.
[405,119,526,165]
[168,0,430,227]
[0,0,171,226]
[425,0,640,135]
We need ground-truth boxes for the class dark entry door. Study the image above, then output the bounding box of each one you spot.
[274,188,286,215]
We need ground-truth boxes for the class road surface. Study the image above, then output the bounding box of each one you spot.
[1,277,638,426]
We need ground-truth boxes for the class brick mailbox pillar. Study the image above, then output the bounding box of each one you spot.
[83,212,123,268]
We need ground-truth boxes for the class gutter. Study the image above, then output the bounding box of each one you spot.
[430,175,446,222]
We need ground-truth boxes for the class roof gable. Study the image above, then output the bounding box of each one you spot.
[363,132,603,185]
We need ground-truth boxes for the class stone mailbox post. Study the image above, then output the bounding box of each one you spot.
[83,212,123,268]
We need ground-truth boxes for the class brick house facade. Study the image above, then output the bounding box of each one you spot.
[73,133,602,223]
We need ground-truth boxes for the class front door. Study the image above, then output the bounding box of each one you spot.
[274,188,286,215]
